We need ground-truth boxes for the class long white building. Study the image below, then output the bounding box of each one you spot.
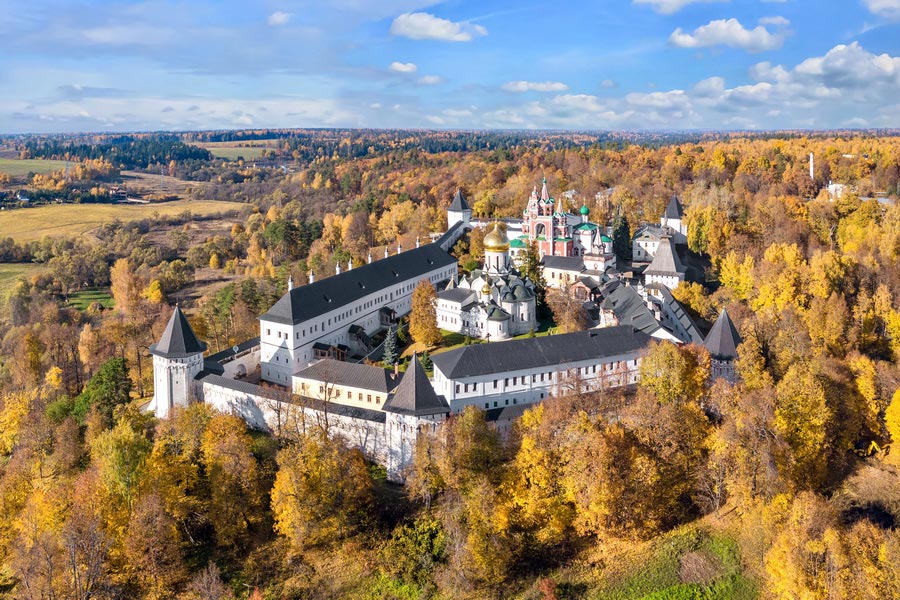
[430,325,651,412]
[258,244,457,385]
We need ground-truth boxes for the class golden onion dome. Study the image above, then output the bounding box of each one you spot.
[483,222,510,252]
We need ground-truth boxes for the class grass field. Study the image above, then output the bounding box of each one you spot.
[68,289,114,311]
[0,158,71,177]
[207,146,268,160]
[195,139,279,161]
[0,199,242,242]
[0,263,44,298]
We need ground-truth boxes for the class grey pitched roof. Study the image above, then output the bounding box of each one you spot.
[261,244,457,325]
[150,306,207,358]
[206,336,261,364]
[431,325,651,379]
[383,356,450,416]
[652,286,704,344]
[705,308,742,360]
[295,358,401,394]
[599,283,661,337]
[437,287,478,304]
[644,238,685,277]
[449,189,470,211]
[540,255,585,271]
[634,224,668,241]
[664,195,684,220]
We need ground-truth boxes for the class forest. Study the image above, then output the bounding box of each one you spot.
[0,129,899,598]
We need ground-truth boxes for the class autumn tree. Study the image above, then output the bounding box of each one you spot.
[123,493,187,599]
[271,432,373,552]
[201,413,261,549]
[410,280,441,348]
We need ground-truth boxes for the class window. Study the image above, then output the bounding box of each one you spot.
[376,396,381,404]
[493,380,497,389]
[267,328,271,335]
[493,401,498,407]
[367,395,372,402]
[358,393,362,400]
[455,384,460,393]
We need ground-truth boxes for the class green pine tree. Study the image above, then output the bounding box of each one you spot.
[382,325,398,366]
[612,212,632,261]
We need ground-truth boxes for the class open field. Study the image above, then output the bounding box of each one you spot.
[0,158,71,177]
[0,263,45,298]
[68,289,114,311]
[194,139,280,161]
[206,146,268,160]
[119,170,208,195]
[0,199,243,242]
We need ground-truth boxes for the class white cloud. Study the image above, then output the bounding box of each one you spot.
[443,108,473,117]
[626,89,690,109]
[794,42,900,88]
[863,0,900,20]
[759,16,790,26]
[390,12,487,42]
[601,79,617,89]
[632,0,725,15]
[417,75,443,84]
[501,80,569,92]
[389,61,418,73]
[267,11,292,26]
[669,18,787,52]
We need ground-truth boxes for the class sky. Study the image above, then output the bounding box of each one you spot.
[1,0,900,133]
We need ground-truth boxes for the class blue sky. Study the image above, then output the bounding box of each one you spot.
[1,0,899,132]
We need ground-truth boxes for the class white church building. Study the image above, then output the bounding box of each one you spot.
[435,222,538,340]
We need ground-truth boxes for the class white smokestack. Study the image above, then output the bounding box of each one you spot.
[287,275,293,291]
[309,270,314,284]
[336,262,342,275]
[397,242,402,255]
[384,247,389,259]
[347,259,352,272]
[367,252,373,264]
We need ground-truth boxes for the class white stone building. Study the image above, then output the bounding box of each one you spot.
[147,306,207,419]
[632,195,687,261]
[430,325,651,412]
[258,243,457,385]
[435,222,537,340]
[642,237,685,291]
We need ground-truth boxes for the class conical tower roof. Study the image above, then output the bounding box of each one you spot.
[383,356,449,416]
[540,177,550,201]
[664,195,684,219]
[644,237,685,276]
[704,308,742,361]
[150,305,207,358]
[449,188,469,211]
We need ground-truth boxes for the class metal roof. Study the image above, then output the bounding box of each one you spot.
[261,243,457,325]
[150,306,207,358]
[431,325,651,379]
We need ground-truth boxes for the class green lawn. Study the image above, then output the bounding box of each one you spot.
[206,146,268,160]
[68,289,114,311]
[0,263,44,298]
[590,527,758,600]
[0,158,71,177]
